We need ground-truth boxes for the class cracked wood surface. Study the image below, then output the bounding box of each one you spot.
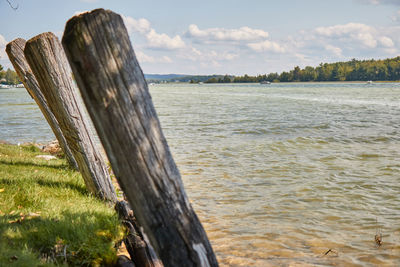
[24,32,117,202]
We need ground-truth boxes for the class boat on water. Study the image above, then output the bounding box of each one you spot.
[366,80,373,84]
[260,81,271,85]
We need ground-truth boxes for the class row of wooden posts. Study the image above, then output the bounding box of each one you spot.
[6,8,218,267]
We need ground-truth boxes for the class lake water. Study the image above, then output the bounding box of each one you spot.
[1,83,400,266]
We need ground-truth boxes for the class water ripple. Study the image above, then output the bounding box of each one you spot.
[1,83,400,266]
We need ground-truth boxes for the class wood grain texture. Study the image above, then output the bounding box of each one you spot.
[24,32,117,202]
[62,9,218,267]
[5,38,79,170]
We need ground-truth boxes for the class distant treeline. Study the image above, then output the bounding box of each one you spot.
[147,74,234,84]
[0,64,20,85]
[205,56,400,83]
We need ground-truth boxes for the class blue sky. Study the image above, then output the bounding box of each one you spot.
[1,0,399,75]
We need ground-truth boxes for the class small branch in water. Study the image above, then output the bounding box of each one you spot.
[375,233,382,247]
[324,249,338,256]
[6,0,19,10]
[375,217,383,247]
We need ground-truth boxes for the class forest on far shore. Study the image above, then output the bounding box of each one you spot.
[202,56,400,83]
[2,56,400,85]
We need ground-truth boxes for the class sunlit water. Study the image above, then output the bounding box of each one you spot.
[1,83,399,266]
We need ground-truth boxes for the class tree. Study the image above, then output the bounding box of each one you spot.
[199,56,399,83]
[205,77,218,83]
[222,74,231,83]
[301,66,316,81]
[292,66,301,81]
[279,71,292,82]
[4,68,20,85]
[267,72,279,82]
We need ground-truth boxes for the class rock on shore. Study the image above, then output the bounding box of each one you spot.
[41,140,62,155]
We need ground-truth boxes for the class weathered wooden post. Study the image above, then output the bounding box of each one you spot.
[62,9,218,267]
[6,38,79,170]
[24,32,117,202]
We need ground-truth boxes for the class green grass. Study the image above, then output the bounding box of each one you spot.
[0,144,124,266]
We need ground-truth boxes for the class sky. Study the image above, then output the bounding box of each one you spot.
[0,0,399,75]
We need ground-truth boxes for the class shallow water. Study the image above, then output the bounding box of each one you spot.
[1,83,400,266]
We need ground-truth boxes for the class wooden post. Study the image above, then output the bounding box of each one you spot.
[24,32,117,202]
[62,9,218,267]
[5,38,79,170]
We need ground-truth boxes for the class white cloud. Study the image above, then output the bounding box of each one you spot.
[312,22,399,53]
[315,23,372,37]
[247,40,285,53]
[0,35,13,70]
[122,15,185,50]
[135,50,173,63]
[135,50,155,63]
[161,56,173,63]
[123,16,151,34]
[315,23,378,48]
[180,47,238,62]
[200,60,221,68]
[325,45,343,56]
[295,53,306,61]
[279,21,400,70]
[379,36,395,47]
[191,47,202,56]
[145,29,185,50]
[186,24,269,42]
[184,24,285,56]
[0,34,6,47]
[0,34,8,62]
[208,50,238,61]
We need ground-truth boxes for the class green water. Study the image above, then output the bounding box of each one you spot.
[1,83,399,266]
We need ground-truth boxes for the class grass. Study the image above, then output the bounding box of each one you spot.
[0,143,124,266]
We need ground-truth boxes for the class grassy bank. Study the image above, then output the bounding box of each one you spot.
[0,143,124,266]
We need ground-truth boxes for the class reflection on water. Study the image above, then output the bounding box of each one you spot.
[1,83,400,266]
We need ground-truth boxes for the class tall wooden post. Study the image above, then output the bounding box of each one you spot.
[24,32,117,202]
[6,38,79,170]
[62,9,218,267]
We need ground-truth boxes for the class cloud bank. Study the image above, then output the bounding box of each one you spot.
[123,16,185,50]
[186,24,269,42]
[119,12,399,75]
[0,34,9,68]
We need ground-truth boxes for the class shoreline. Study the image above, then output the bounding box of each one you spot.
[1,80,399,89]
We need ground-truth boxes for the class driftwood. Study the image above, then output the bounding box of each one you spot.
[24,32,116,202]
[5,38,78,170]
[115,201,162,267]
[62,9,218,267]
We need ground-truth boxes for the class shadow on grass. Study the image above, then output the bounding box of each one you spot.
[0,177,88,197]
[37,178,88,196]
[0,210,121,266]
[0,159,71,170]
